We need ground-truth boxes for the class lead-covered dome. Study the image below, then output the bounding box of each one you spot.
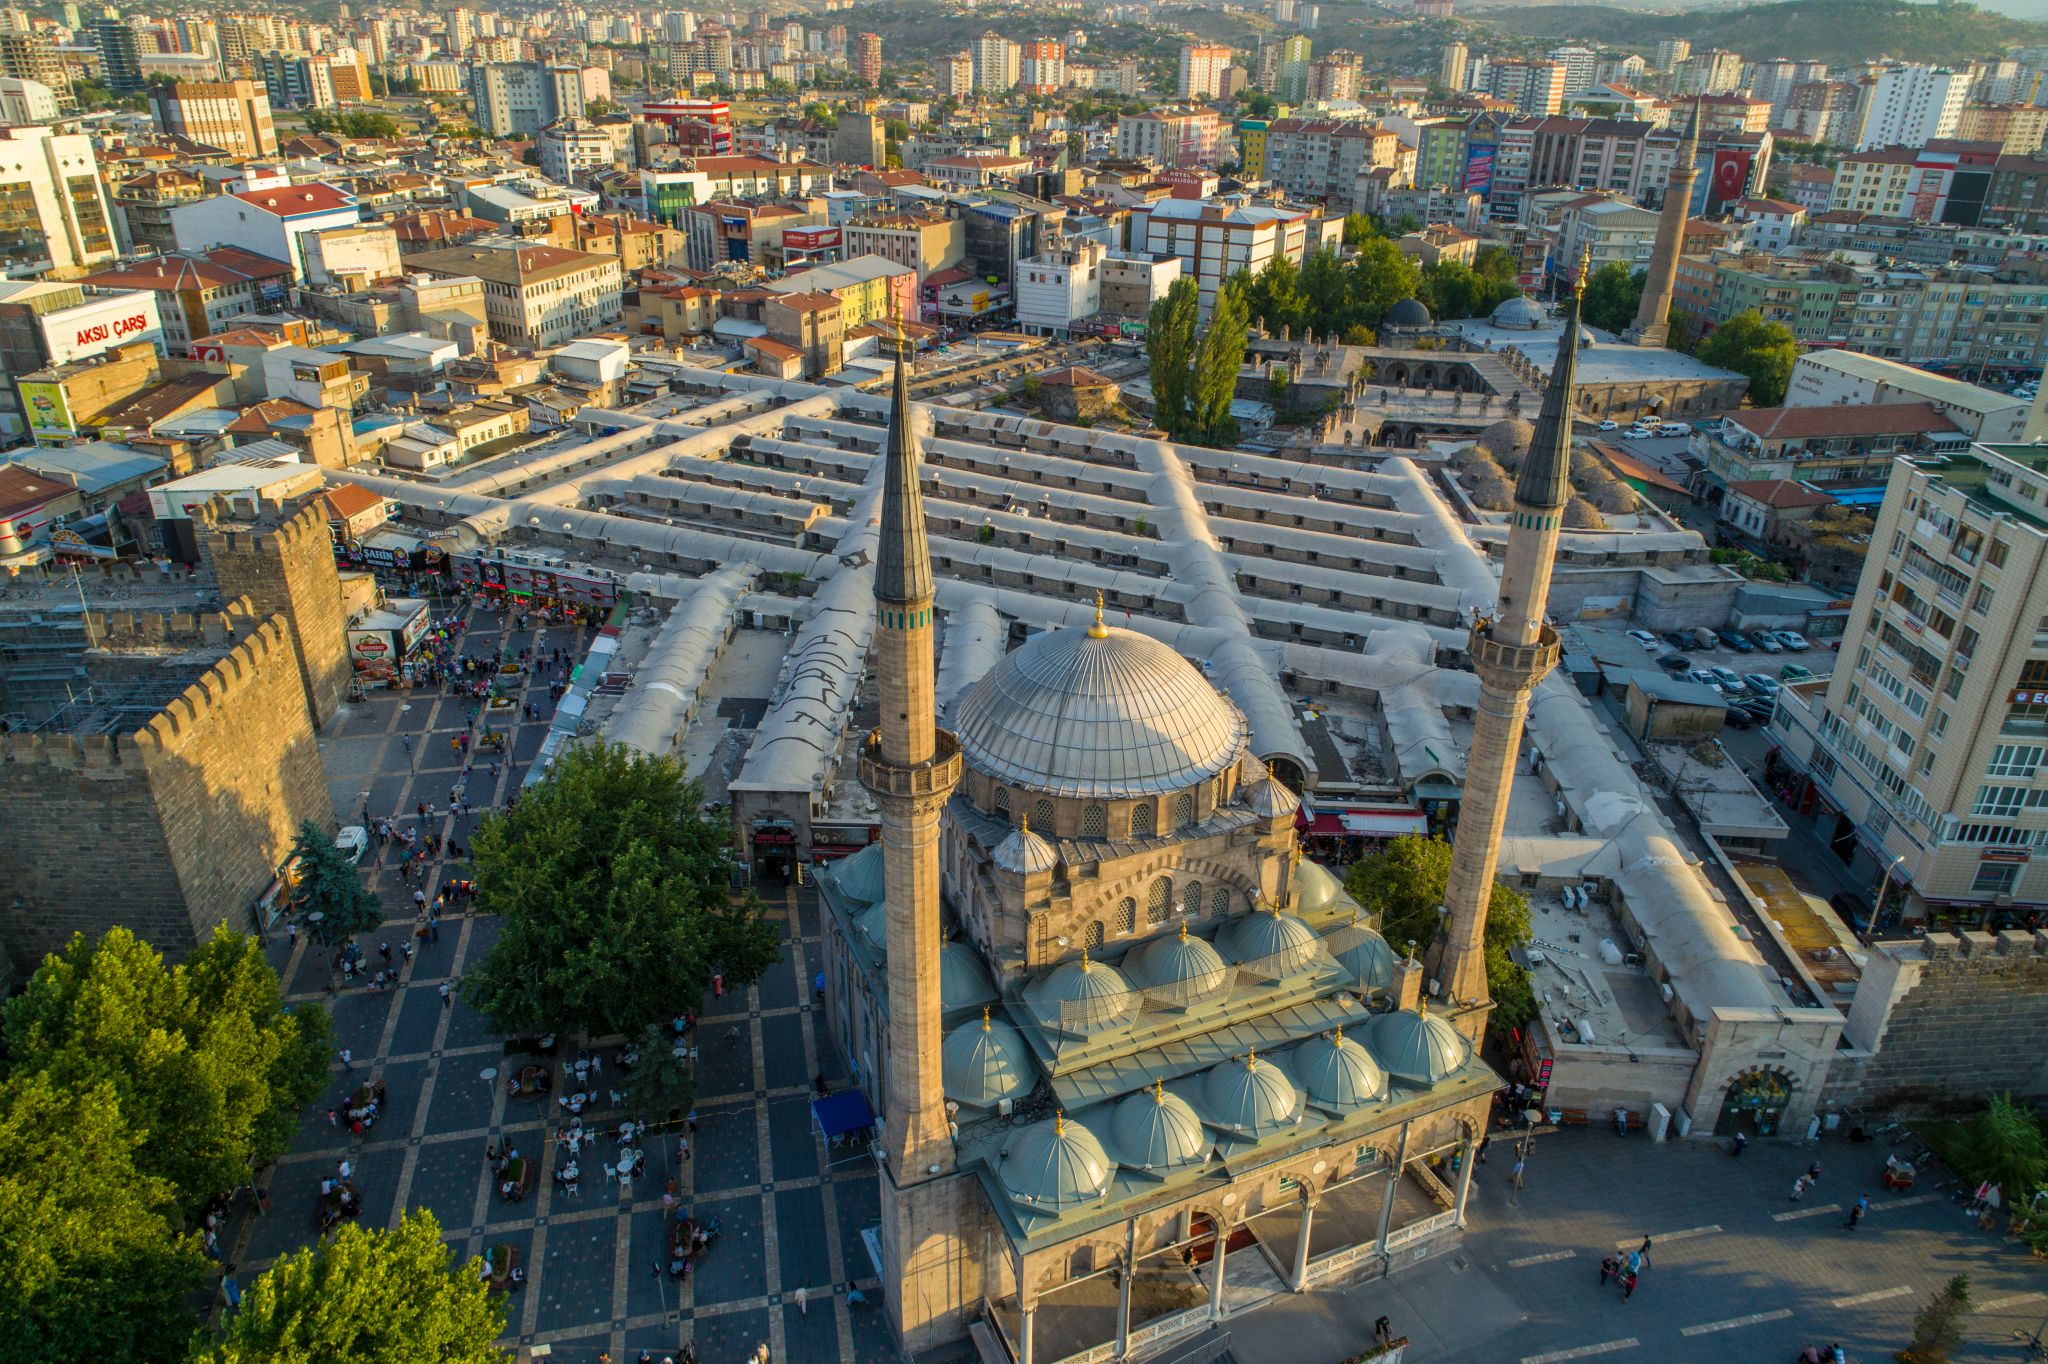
[942,1009,1033,1108]
[1293,859,1344,914]
[1292,1027,1389,1111]
[992,818,1059,875]
[940,942,996,1013]
[1327,916,1397,994]
[1112,1081,1209,1172]
[832,841,885,905]
[952,621,1248,799]
[1220,906,1326,977]
[1491,295,1547,329]
[1201,1051,1303,1137]
[999,1114,1115,1211]
[1037,952,1136,1030]
[1368,1007,1473,1084]
[1385,297,1431,329]
[1126,922,1229,1007]
[1245,777,1299,819]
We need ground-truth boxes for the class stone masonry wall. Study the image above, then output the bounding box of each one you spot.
[200,498,351,728]
[1845,931,2048,1110]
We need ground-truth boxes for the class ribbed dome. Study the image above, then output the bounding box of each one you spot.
[992,818,1059,875]
[1220,907,1326,977]
[1293,859,1344,913]
[1326,917,1397,994]
[1292,1027,1388,1111]
[1491,295,1547,329]
[1126,922,1229,1007]
[1000,1114,1115,1211]
[952,621,1249,799]
[1201,1051,1302,1137]
[1386,296,1431,328]
[832,841,886,905]
[1111,1081,1209,1172]
[1245,777,1299,819]
[1038,952,1135,1030]
[942,1009,1033,1108]
[851,901,888,951]
[1368,1008,1473,1084]
[940,942,996,1013]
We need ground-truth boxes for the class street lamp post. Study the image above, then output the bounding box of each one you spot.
[1865,853,1906,948]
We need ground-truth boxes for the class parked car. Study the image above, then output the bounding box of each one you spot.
[1740,696,1777,720]
[1657,422,1693,437]
[1662,631,1693,650]
[1596,419,1619,431]
[1626,628,1661,650]
[1657,654,1692,674]
[1711,666,1749,694]
[1830,891,1875,935]
[1780,663,1815,683]
[1747,630,1784,654]
[1773,630,1811,650]
[1743,673,1782,697]
[1688,668,1721,689]
[1688,627,1721,650]
[1716,630,1755,653]
[336,826,369,865]
[1723,706,1758,729]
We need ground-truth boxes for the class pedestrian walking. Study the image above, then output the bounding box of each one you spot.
[1599,1255,1617,1286]
[1625,1248,1642,1276]
[403,735,413,755]
[1621,1269,1638,1302]
[379,941,392,964]
[846,1281,867,1307]
[725,1024,740,1046]
[1637,1235,1652,1263]
[1374,1317,1394,1349]
[440,982,452,1008]
[1731,1131,1748,1157]
[287,921,299,946]
[429,916,441,943]
[1508,1155,1526,1189]
[1476,1134,1490,1164]
[795,1285,808,1315]
[1844,1195,1868,1229]
[340,1047,353,1072]
[1791,1173,1810,1201]
[1808,1160,1822,1183]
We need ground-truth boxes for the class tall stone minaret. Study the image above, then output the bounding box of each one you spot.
[856,319,973,1351]
[1429,251,1585,1043]
[1624,100,1700,348]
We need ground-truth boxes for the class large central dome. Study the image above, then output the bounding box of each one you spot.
[952,622,1248,799]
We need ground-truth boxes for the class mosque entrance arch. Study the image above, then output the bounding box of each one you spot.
[1715,1066,1795,1138]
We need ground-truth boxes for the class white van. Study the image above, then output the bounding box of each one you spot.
[1656,422,1692,437]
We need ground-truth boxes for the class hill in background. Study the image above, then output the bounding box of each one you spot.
[1465,0,2048,65]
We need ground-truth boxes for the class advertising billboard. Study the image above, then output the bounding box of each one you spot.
[783,226,842,250]
[38,291,164,366]
[19,380,73,443]
[1462,142,1497,196]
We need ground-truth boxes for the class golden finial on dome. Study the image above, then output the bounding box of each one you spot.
[1333,1024,1343,1045]
[1155,1077,1166,1103]
[1246,1048,1257,1069]
[981,1005,992,1031]
[1178,919,1188,942]
[1574,242,1592,299]
[1087,589,1109,639]
[1055,1110,1066,1136]
[1080,944,1091,970]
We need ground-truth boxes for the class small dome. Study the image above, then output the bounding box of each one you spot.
[1293,859,1344,914]
[1368,1007,1473,1084]
[852,901,889,951]
[942,1009,1033,1108]
[1201,1051,1302,1137]
[1111,1081,1209,1172]
[1038,951,1136,1029]
[832,842,885,905]
[1220,907,1325,977]
[1385,296,1431,328]
[1291,1027,1388,1111]
[1126,922,1229,1007]
[1477,418,1535,459]
[1245,777,1299,819]
[992,817,1059,875]
[1326,916,1397,994]
[940,942,996,1013]
[1491,294,1547,329]
[999,1114,1115,1211]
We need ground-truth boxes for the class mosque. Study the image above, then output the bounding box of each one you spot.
[815,272,1595,1362]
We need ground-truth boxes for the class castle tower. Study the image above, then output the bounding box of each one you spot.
[856,323,975,1351]
[199,496,350,729]
[1623,100,1699,348]
[1429,252,1585,1043]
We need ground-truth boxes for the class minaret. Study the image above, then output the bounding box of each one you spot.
[1428,249,1585,1043]
[1624,100,1699,348]
[856,315,971,1350]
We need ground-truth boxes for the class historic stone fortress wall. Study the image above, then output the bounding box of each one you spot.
[1834,931,2048,1110]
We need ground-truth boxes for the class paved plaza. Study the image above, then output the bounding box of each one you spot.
[219,595,2046,1364]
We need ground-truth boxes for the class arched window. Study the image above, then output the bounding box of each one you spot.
[1172,793,1194,828]
[1033,798,1055,830]
[1130,801,1155,838]
[1082,804,1106,838]
[1115,897,1136,935]
[1084,921,1105,950]
[1069,1246,1094,1279]
[993,788,1011,822]
[1147,878,1172,924]
[1183,880,1202,915]
[1210,887,1230,916]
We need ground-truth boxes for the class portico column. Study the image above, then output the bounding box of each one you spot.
[1291,1196,1316,1291]
[1207,1218,1230,1322]
[1115,1221,1135,1358]
[1019,1301,1035,1364]
[1453,1133,1478,1228]
[1375,1121,1413,1252]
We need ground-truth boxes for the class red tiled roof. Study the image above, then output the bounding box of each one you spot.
[324,483,385,519]
[1729,402,1958,442]
[230,183,357,215]
[1726,479,1836,509]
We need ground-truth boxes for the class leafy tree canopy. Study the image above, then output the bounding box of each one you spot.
[1698,310,1800,406]
[1952,1093,2048,1202]
[1579,261,1645,334]
[194,1211,507,1364]
[1419,257,1522,320]
[460,741,780,1040]
[0,1073,208,1363]
[1145,275,1199,441]
[1907,1274,1973,1364]
[292,820,384,948]
[2,927,331,1213]
[1343,835,1536,1034]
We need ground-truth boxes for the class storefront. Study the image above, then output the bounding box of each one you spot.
[1294,803,1429,865]
[337,528,447,590]
[346,597,430,687]
[451,551,622,614]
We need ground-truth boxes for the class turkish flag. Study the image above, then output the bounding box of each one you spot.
[1711,148,1753,208]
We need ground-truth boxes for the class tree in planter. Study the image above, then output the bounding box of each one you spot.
[193,1210,507,1364]
[1342,835,1536,1034]
[291,821,385,948]
[1902,1275,1972,1364]
[1,926,332,1214]
[622,1022,698,1120]
[459,741,780,1041]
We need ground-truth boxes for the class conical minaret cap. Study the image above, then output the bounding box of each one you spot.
[875,305,932,605]
[1511,245,1586,513]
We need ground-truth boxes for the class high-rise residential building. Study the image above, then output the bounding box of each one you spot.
[1653,38,1691,73]
[444,5,474,54]
[253,51,336,110]
[1440,41,1468,93]
[662,10,695,43]
[1674,48,1744,96]
[470,61,585,137]
[1488,59,1565,116]
[1546,45,1598,97]
[0,33,71,110]
[1956,103,2048,155]
[1018,40,1063,95]
[150,79,278,159]
[972,31,1018,92]
[854,31,881,85]
[1177,42,1230,101]
[92,18,142,94]
[940,51,973,99]
[0,126,119,274]
[1274,34,1311,102]
[1852,64,1970,151]
[1308,51,1362,103]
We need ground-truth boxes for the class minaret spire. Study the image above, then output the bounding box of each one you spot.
[1625,98,1700,347]
[1426,248,1584,1041]
[876,304,931,605]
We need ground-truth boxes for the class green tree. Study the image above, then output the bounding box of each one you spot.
[1243,252,1308,337]
[1299,246,1352,337]
[1342,836,1535,1034]
[3,927,330,1212]
[1342,212,1376,246]
[1473,243,1519,287]
[803,100,839,128]
[1189,275,1250,447]
[1341,325,1377,347]
[0,1073,209,1363]
[1241,91,1277,118]
[1954,1093,2048,1200]
[621,1022,698,1120]
[1342,238,1422,333]
[1580,262,1646,333]
[291,820,384,948]
[194,1211,507,1364]
[1145,276,1199,441]
[1268,364,1291,409]
[459,741,779,1040]
[586,96,619,117]
[1697,310,1800,406]
[1905,1275,1972,1364]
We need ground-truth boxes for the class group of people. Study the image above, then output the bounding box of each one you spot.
[1597,1239,1651,1303]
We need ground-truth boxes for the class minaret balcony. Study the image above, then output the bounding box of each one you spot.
[858,727,964,800]
[1468,623,1561,683]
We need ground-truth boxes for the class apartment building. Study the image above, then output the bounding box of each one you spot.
[537,118,616,186]
[1019,40,1063,95]
[1853,64,1969,151]
[170,181,359,283]
[973,32,1019,93]
[1551,195,1659,276]
[1115,107,1222,169]
[149,80,277,159]
[75,246,292,348]
[1673,48,1743,96]
[1783,81,1862,146]
[1786,351,2031,441]
[1176,43,1231,101]
[1014,236,1104,336]
[1956,104,2048,156]
[841,210,965,281]
[1781,444,2048,917]
[1692,402,1965,490]
[1487,59,1564,116]
[1136,195,1331,315]
[403,241,622,349]
[1258,119,1398,205]
[469,61,585,138]
[1308,51,1362,104]
[110,167,204,256]
[1828,141,1998,224]
[0,127,120,276]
